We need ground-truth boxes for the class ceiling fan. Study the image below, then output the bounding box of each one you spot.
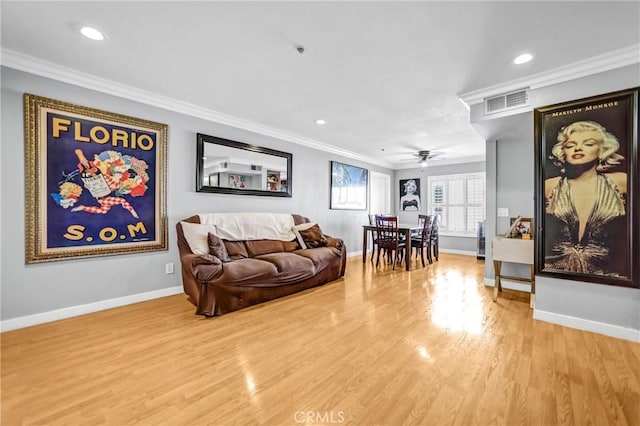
[413,150,446,167]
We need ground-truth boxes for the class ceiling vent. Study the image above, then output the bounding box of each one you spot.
[484,88,529,114]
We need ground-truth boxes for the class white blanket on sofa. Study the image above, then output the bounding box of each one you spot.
[198,212,296,241]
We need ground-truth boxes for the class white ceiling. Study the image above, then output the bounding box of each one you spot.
[2,1,639,169]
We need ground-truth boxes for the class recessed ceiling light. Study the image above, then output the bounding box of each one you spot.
[514,53,533,65]
[80,26,105,41]
[315,119,326,125]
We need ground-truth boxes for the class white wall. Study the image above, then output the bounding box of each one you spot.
[0,66,394,324]
[472,64,640,340]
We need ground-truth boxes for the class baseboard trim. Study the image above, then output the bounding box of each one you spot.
[439,248,476,256]
[483,278,639,342]
[1,286,184,332]
[534,309,640,342]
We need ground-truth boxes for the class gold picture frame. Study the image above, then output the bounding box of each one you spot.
[24,94,168,263]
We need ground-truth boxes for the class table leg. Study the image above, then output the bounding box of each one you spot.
[492,260,502,302]
[529,264,536,309]
[405,229,411,271]
[362,228,369,263]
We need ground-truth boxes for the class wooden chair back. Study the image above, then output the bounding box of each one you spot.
[416,214,435,245]
[374,215,405,270]
[374,215,400,247]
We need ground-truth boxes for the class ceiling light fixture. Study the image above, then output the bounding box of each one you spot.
[315,119,326,125]
[80,26,105,41]
[513,53,533,65]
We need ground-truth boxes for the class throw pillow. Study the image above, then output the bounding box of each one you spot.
[292,222,316,249]
[298,224,328,249]
[207,233,231,262]
[181,222,218,255]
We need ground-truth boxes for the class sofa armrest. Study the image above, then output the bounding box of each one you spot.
[182,254,229,284]
[181,253,226,282]
[182,253,222,267]
[325,236,344,251]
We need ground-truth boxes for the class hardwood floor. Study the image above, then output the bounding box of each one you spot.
[2,253,639,425]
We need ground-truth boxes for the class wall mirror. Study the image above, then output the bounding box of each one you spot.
[196,133,292,197]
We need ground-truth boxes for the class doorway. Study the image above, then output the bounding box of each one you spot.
[370,171,391,215]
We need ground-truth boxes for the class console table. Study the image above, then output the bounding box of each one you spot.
[492,236,535,308]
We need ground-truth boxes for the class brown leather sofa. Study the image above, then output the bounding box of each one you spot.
[176,214,347,316]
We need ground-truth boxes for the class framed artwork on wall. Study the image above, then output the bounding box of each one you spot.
[24,94,168,263]
[399,178,421,211]
[330,161,368,210]
[534,87,639,288]
[228,174,247,189]
[505,216,534,239]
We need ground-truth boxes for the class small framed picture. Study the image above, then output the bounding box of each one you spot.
[507,217,533,239]
[228,174,246,189]
[399,178,421,211]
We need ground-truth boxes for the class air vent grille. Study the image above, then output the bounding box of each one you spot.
[486,96,506,113]
[506,90,528,107]
[484,88,529,114]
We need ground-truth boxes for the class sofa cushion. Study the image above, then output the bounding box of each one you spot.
[181,222,218,254]
[292,222,316,249]
[254,253,316,281]
[223,241,249,260]
[217,258,278,285]
[207,233,231,262]
[282,240,301,252]
[245,239,285,257]
[295,246,339,268]
[244,239,300,257]
[298,224,328,249]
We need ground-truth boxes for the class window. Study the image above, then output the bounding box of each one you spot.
[427,173,485,236]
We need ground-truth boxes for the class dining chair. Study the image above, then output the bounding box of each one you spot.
[374,215,406,270]
[368,214,379,263]
[430,214,441,262]
[411,214,435,267]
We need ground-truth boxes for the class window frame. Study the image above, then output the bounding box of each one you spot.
[427,172,486,237]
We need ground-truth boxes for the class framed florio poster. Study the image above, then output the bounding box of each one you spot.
[24,94,168,263]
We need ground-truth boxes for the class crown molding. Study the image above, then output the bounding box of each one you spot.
[392,154,485,170]
[458,44,640,106]
[1,48,394,169]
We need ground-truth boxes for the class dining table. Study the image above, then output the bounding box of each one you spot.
[362,223,422,271]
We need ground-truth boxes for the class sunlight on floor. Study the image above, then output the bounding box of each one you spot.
[430,271,483,335]
[236,352,262,407]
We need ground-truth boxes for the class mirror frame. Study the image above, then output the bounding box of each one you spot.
[196,133,293,197]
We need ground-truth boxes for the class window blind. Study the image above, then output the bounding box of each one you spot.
[428,173,485,236]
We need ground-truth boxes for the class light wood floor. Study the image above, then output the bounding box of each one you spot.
[2,254,639,425]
